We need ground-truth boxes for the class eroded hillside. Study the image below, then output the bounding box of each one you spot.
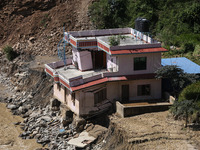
[0,0,94,56]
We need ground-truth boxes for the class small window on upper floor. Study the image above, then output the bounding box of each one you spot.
[134,57,147,71]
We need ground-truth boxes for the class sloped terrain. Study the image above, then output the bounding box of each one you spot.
[99,111,200,150]
[0,0,94,56]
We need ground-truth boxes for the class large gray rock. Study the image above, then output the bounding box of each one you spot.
[40,115,52,122]
[7,104,18,110]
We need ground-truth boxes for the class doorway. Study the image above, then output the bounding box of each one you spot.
[121,84,129,103]
[92,51,106,69]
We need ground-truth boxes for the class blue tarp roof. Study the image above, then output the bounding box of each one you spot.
[161,57,200,74]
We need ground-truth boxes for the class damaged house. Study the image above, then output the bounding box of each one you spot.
[45,27,168,117]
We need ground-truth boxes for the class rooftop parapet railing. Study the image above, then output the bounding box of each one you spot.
[64,28,161,54]
[46,56,72,69]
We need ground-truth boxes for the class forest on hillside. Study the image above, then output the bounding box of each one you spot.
[89,0,200,63]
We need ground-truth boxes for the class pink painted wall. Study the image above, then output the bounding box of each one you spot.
[79,51,93,71]
[72,47,93,71]
[54,84,65,103]
[53,83,80,115]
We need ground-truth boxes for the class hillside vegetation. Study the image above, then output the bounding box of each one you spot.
[89,0,200,63]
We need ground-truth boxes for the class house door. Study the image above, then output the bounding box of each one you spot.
[121,85,129,103]
[92,51,106,69]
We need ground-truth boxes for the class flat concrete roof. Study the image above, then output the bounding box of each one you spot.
[76,34,146,46]
[56,65,106,80]
[98,34,146,46]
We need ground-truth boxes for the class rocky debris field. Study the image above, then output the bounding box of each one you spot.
[0,54,108,150]
[1,53,200,150]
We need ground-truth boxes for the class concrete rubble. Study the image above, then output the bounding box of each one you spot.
[68,131,96,148]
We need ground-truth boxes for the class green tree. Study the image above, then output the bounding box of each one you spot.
[89,0,129,29]
[170,99,199,127]
[155,65,198,97]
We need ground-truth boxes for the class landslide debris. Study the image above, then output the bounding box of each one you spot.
[0,0,94,56]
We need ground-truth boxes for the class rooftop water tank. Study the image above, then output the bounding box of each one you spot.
[135,18,150,32]
[135,17,142,31]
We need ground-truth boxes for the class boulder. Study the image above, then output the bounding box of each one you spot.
[40,115,52,122]
[7,104,18,110]
[73,116,86,133]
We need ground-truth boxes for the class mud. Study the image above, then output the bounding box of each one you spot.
[0,78,43,150]
[0,102,43,150]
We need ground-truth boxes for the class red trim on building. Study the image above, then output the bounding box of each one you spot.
[78,41,97,47]
[45,68,53,76]
[71,73,156,91]
[98,42,110,53]
[71,78,109,91]
[54,77,59,82]
[70,39,77,47]
[60,78,70,89]
[110,47,167,55]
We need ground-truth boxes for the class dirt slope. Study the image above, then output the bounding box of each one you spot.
[101,111,200,150]
[0,0,94,56]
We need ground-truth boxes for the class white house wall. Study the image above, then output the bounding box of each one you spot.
[119,79,161,101]
[115,53,161,75]
[77,79,161,115]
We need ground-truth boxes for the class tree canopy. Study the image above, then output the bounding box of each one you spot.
[89,0,200,58]
[155,65,199,97]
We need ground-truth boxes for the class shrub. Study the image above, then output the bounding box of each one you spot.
[170,81,200,126]
[3,45,18,61]
[193,45,200,56]
[155,65,199,97]
[109,36,120,46]
[170,99,199,127]
[183,42,194,53]
[178,81,200,102]
[40,13,50,28]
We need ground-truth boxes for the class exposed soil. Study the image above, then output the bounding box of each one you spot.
[101,111,200,150]
[0,0,94,56]
[1,1,200,149]
[0,81,43,150]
